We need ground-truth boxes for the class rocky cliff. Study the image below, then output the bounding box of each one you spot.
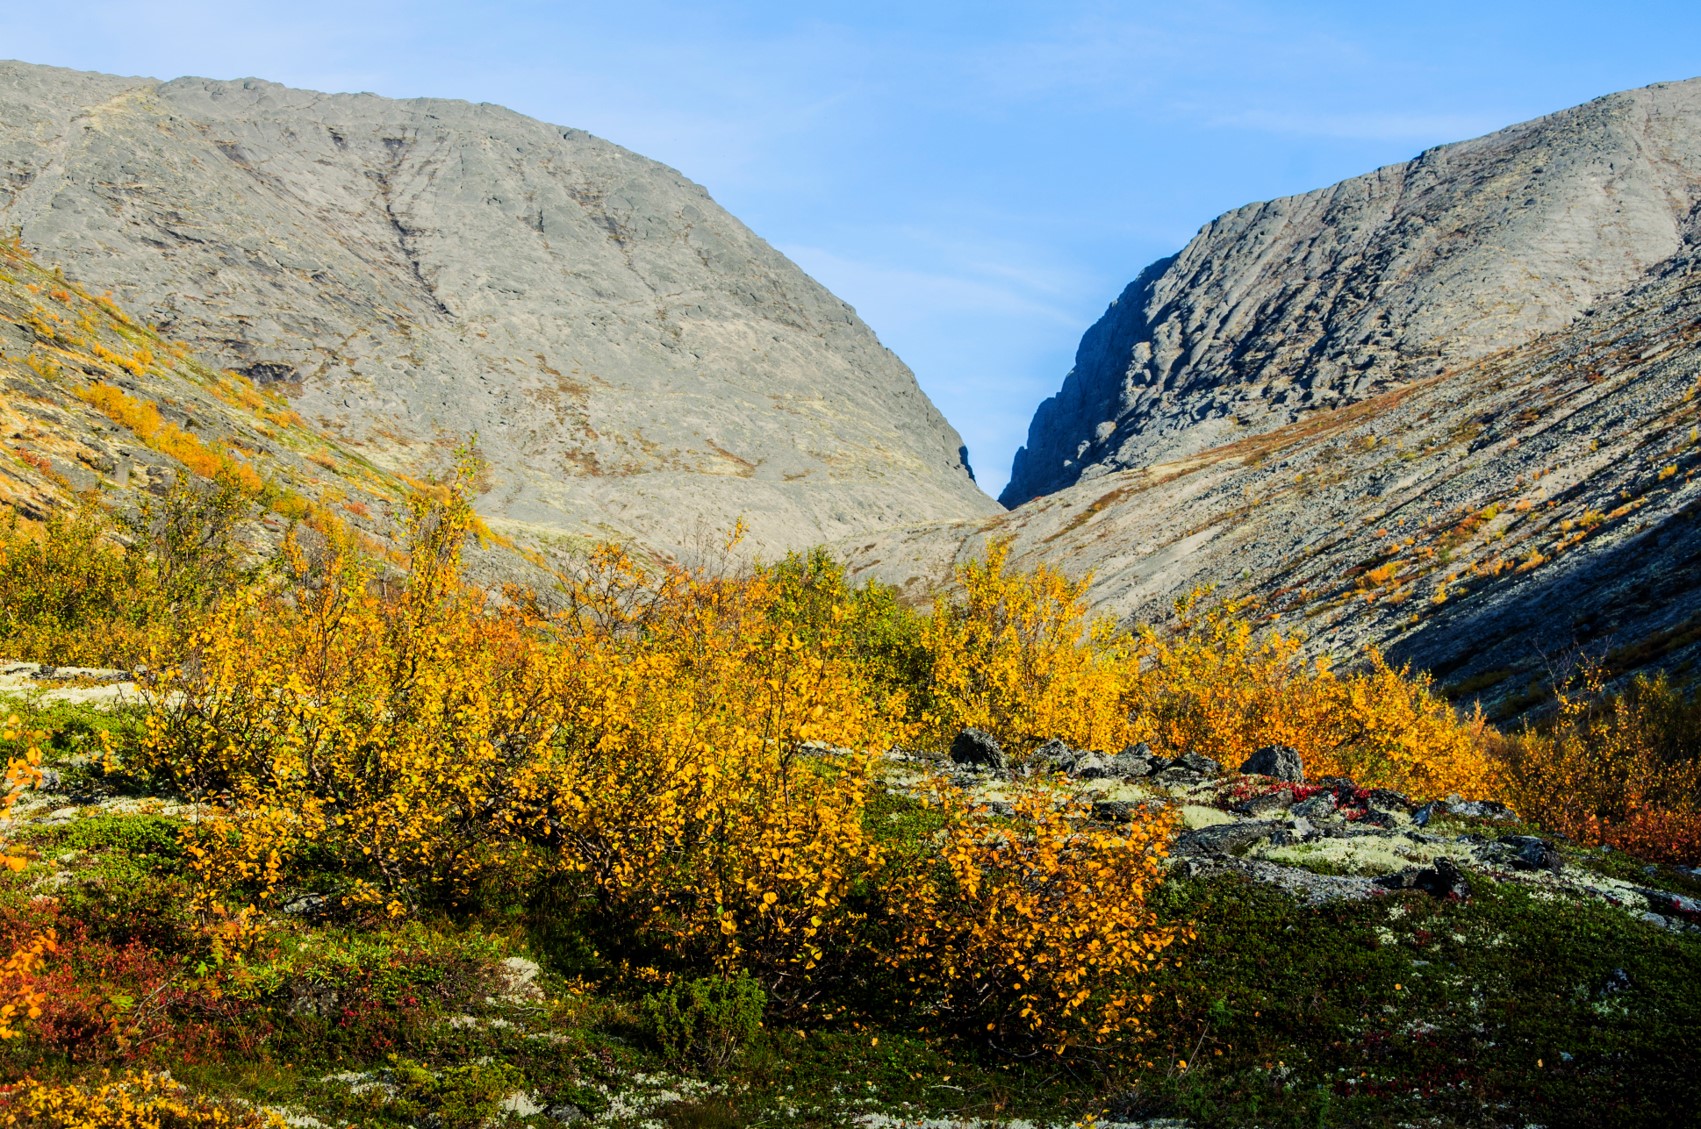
[0,61,996,557]
[1002,77,1701,508]
[849,150,1701,712]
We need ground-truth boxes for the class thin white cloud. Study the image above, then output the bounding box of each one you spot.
[778,244,1084,328]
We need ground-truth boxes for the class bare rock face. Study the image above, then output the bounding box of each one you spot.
[846,232,1701,715]
[1002,77,1701,507]
[0,61,996,556]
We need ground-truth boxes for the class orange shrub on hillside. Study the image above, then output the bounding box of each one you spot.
[1125,593,1499,799]
[1502,670,1701,863]
[75,382,263,496]
[0,715,55,1042]
[881,782,1183,1053]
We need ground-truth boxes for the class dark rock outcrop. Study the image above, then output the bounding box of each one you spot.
[1174,820,1284,857]
[1241,744,1305,782]
[1379,857,1473,900]
[949,728,1006,775]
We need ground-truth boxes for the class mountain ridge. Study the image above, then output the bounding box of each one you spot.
[1002,75,1701,508]
[848,79,1701,709]
[0,59,997,559]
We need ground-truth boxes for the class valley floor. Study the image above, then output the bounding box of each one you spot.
[3,685,1698,1129]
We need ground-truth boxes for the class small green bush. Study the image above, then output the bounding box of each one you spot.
[360,1055,521,1129]
[638,972,765,1069]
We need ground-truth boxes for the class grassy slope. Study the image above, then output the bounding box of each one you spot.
[2,242,1696,1128]
[0,240,414,559]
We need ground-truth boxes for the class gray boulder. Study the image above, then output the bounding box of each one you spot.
[1069,751,1109,779]
[1641,889,1701,924]
[1291,792,1338,821]
[1031,737,1079,773]
[1500,835,1563,873]
[1110,742,1158,775]
[1379,857,1472,900]
[1448,798,1519,822]
[1090,798,1166,824]
[1240,744,1305,783]
[1174,821,1283,857]
[1174,751,1222,776]
[1233,790,1295,818]
[949,728,1006,775]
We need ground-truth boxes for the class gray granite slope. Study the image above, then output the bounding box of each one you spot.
[0,60,997,556]
[1004,77,1701,507]
[847,242,1701,711]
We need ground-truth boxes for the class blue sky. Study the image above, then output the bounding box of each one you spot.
[4,2,1699,496]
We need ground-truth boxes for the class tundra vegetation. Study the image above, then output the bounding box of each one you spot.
[0,463,1698,1127]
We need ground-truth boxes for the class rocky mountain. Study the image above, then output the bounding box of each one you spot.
[1002,77,1701,508]
[850,245,1701,711]
[0,236,430,560]
[0,60,996,557]
[850,80,1701,711]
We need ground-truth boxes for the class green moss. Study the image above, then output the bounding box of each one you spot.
[1130,873,1701,1128]
[0,693,144,762]
[1566,843,1701,898]
[6,817,1696,1129]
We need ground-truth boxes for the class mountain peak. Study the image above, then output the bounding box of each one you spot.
[1001,75,1701,508]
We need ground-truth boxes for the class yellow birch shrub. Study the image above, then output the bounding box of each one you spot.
[0,508,155,667]
[880,781,1183,1053]
[136,470,911,990]
[0,1071,286,1127]
[531,541,910,993]
[0,473,259,668]
[1323,651,1498,799]
[916,552,1494,800]
[140,463,557,919]
[1501,670,1701,862]
[0,715,54,1040]
[922,538,1132,757]
[1124,593,1334,759]
[1126,592,1497,798]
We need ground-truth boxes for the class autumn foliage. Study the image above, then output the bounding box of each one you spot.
[881,784,1183,1052]
[1501,669,1701,863]
[920,539,1133,755]
[920,541,1499,800]
[0,474,258,668]
[10,459,1701,1082]
[1122,592,1500,800]
[0,1072,284,1128]
[75,381,263,496]
[108,476,1191,1049]
[0,715,53,1044]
